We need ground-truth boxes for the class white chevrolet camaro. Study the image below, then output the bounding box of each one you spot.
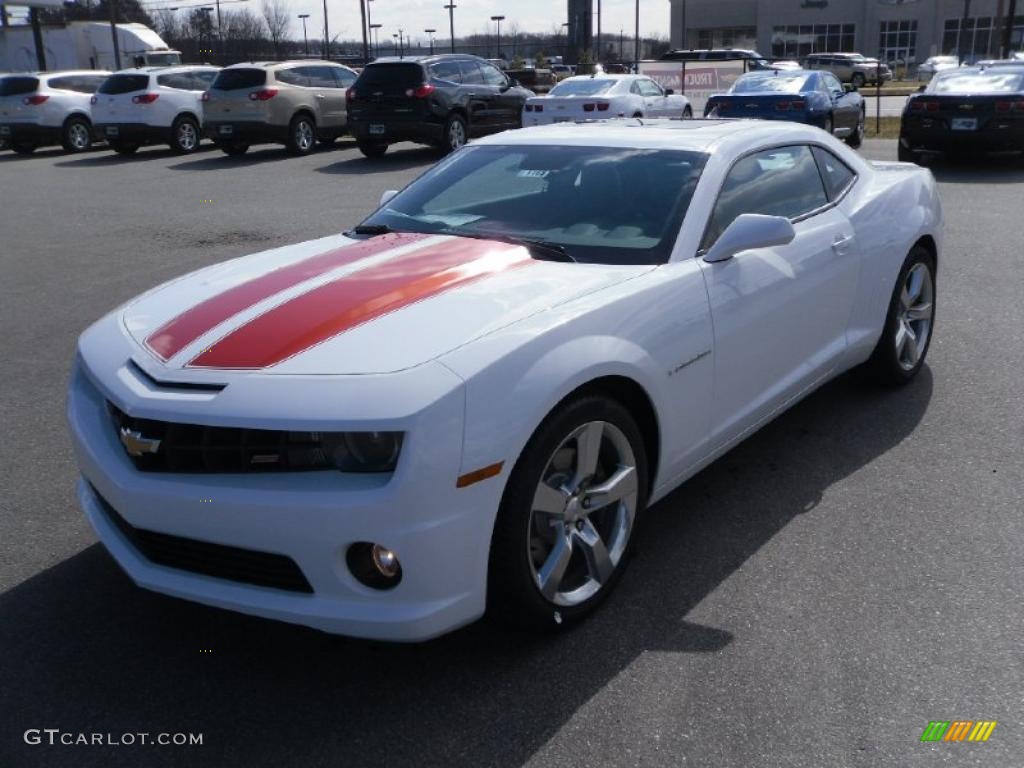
[523,74,692,125]
[68,119,941,641]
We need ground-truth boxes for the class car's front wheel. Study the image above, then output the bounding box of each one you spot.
[866,245,936,385]
[682,106,693,119]
[846,109,865,148]
[109,140,139,155]
[62,116,93,153]
[488,395,648,630]
[170,115,200,154]
[217,141,250,156]
[357,140,388,158]
[852,72,866,88]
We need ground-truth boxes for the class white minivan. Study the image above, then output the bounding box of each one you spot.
[92,65,219,154]
[0,70,111,154]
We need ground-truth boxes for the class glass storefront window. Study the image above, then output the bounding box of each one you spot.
[771,23,857,59]
[879,19,918,63]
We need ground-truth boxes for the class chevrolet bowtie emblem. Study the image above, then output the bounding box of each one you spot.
[119,427,162,457]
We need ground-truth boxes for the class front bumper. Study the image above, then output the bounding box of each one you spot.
[94,122,169,145]
[203,120,289,145]
[0,122,62,146]
[67,320,506,641]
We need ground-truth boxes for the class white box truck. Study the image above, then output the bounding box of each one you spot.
[0,21,181,72]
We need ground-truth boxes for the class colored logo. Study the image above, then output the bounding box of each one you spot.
[920,721,997,742]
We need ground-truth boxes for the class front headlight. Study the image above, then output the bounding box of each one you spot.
[320,432,404,473]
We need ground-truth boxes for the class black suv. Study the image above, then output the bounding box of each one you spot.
[659,48,773,70]
[346,54,534,158]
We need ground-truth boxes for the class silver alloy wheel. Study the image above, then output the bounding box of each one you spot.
[448,119,465,150]
[296,120,314,151]
[527,420,638,607]
[177,121,197,151]
[895,261,934,370]
[68,122,90,149]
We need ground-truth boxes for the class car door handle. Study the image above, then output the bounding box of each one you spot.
[315,93,325,99]
[832,234,854,253]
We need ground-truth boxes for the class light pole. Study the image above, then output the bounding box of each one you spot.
[596,0,601,63]
[359,0,369,64]
[444,2,456,53]
[322,0,329,59]
[561,21,569,61]
[214,0,223,64]
[634,0,639,71]
[298,13,310,56]
[491,15,504,60]
[370,22,381,58]
[425,28,436,55]
[199,6,214,62]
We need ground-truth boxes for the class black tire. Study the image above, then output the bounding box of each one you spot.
[865,245,936,386]
[61,115,93,153]
[317,135,338,147]
[286,113,316,155]
[169,115,200,154]
[897,141,918,164]
[110,140,140,155]
[218,141,249,156]
[11,141,36,155]
[682,106,693,119]
[851,72,866,88]
[357,140,388,158]
[846,109,865,148]
[487,394,649,631]
[441,113,468,154]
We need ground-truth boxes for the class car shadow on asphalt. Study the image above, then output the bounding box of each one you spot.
[316,145,442,175]
[0,367,933,768]
[53,144,218,168]
[0,147,68,161]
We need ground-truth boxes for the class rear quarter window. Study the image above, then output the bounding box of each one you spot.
[0,77,40,96]
[98,74,150,94]
[157,72,196,90]
[212,68,267,90]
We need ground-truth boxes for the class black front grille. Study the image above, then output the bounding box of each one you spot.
[95,489,314,594]
[108,403,331,474]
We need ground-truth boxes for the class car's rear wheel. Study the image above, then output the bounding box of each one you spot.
[488,395,648,630]
[852,72,866,88]
[286,114,316,155]
[170,115,200,154]
[110,140,140,155]
[846,109,865,148]
[357,140,388,158]
[11,141,36,155]
[897,141,918,163]
[682,106,693,119]
[865,245,936,385]
[442,113,467,154]
[62,116,93,153]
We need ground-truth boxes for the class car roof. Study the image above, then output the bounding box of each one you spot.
[3,70,108,79]
[113,65,218,75]
[558,74,639,82]
[369,54,485,65]
[474,118,829,155]
[221,60,351,70]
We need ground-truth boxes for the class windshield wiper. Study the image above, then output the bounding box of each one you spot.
[349,223,396,236]
[440,230,577,263]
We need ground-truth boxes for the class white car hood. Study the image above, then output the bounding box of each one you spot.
[122,232,652,375]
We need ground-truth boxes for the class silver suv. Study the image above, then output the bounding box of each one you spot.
[803,53,893,87]
[202,60,358,156]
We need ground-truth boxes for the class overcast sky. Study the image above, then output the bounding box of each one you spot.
[301,0,671,47]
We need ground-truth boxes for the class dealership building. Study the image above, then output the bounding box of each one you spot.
[667,0,1024,63]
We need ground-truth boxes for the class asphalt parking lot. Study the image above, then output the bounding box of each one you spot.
[2,137,1023,767]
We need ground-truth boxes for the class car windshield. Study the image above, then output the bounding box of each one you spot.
[731,73,809,93]
[358,144,708,265]
[550,78,617,96]
[928,70,1024,93]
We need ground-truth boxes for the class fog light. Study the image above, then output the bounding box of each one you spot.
[347,542,403,590]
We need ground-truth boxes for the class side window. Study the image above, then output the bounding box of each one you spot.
[333,68,357,88]
[82,75,107,93]
[303,66,339,88]
[459,60,485,85]
[704,145,829,248]
[479,62,507,86]
[430,60,463,83]
[823,72,843,95]
[157,72,194,90]
[192,70,217,89]
[275,68,308,86]
[639,78,663,97]
[811,146,856,201]
[630,80,642,95]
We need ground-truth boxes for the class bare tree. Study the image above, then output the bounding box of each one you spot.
[223,8,267,63]
[261,0,289,59]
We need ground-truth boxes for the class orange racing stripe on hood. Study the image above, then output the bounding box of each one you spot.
[145,232,430,361]
[187,238,532,370]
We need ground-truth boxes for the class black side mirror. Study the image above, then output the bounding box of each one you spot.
[916,84,926,92]
[665,88,675,95]
[843,83,856,93]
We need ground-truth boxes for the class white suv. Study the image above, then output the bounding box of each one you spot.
[92,66,219,155]
[0,70,111,154]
